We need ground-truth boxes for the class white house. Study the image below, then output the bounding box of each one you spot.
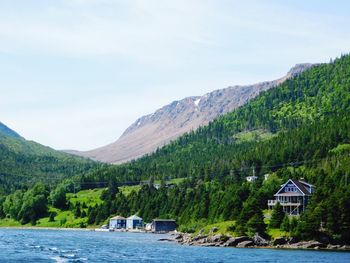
[126,215,143,229]
[109,215,126,229]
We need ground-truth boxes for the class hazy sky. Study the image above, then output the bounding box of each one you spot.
[1,0,350,150]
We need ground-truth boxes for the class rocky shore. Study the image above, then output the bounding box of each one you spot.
[160,232,350,251]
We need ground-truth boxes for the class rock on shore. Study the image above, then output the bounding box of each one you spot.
[166,233,350,251]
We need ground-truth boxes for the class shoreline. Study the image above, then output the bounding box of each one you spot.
[163,232,350,252]
[0,226,93,231]
[2,226,349,252]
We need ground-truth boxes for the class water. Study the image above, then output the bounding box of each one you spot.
[0,229,349,262]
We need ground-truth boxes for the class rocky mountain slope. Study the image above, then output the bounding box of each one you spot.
[72,63,314,164]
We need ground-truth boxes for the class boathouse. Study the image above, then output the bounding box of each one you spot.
[109,215,126,229]
[268,179,315,215]
[126,215,143,229]
[151,219,177,233]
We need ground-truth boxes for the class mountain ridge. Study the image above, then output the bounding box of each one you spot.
[70,63,314,164]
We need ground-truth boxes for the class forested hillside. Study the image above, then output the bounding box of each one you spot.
[81,54,350,243]
[0,126,99,194]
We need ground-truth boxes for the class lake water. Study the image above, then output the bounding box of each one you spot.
[0,229,349,262]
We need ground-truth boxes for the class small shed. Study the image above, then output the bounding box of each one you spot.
[126,215,143,229]
[151,219,177,233]
[109,215,126,229]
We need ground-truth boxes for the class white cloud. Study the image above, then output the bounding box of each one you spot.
[0,0,215,66]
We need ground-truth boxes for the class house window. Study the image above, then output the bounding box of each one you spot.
[286,187,297,192]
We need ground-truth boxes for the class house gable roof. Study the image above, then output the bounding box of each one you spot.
[299,180,315,188]
[291,179,311,195]
[275,179,312,196]
[127,215,142,220]
[111,215,126,220]
[152,219,176,222]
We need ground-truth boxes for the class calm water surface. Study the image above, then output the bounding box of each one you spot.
[0,229,349,262]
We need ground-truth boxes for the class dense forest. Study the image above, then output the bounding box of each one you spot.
[0,129,99,194]
[1,54,350,243]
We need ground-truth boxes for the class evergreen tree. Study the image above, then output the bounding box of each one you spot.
[49,212,56,222]
[246,211,266,236]
[280,215,290,232]
[270,203,285,228]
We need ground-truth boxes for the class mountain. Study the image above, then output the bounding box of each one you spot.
[82,54,350,184]
[0,122,98,193]
[73,63,314,164]
[0,122,21,139]
[82,54,350,243]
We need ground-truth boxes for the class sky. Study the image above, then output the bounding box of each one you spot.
[0,0,350,151]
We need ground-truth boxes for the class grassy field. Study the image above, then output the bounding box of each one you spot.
[119,185,141,196]
[191,220,236,236]
[0,218,21,227]
[0,178,187,228]
[67,188,104,206]
[263,209,290,238]
[267,228,289,239]
[233,129,275,143]
[0,189,105,228]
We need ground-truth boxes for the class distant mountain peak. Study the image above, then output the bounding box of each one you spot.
[71,63,315,164]
[286,63,315,78]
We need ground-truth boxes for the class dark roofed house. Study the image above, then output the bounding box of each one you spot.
[268,179,315,215]
[151,219,177,233]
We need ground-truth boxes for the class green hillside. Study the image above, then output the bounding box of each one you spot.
[81,54,350,243]
[0,125,99,194]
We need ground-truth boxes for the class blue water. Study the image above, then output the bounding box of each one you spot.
[0,229,349,262]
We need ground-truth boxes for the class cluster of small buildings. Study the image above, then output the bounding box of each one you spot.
[108,215,177,233]
[105,178,313,235]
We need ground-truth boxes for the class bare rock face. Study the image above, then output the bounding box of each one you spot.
[73,63,314,164]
